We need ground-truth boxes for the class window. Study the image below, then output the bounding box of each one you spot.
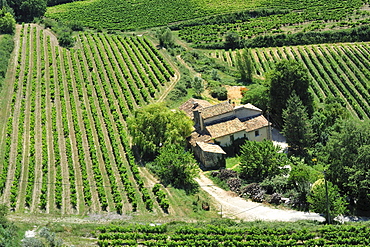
[255,130,260,137]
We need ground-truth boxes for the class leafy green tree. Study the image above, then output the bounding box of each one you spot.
[282,92,313,155]
[224,32,239,49]
[324,119,370,210]
[152,144,199,190]
[288,157,322,210]
[241,83,269,112]
[308,179,348,222]
[236,48,253,83]
[192,76,204,98]
[268,60,313,126]
[310,96,348,145]
[127,103,193,160]
[0,7,15,34]
[210,86,227,100]
[7,0,46,22]
[239,140,289,182]
[156,27,174,48]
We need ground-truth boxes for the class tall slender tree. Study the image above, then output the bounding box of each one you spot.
[282,92,313,155]
[269,60,313,127]
[236,48,253,83]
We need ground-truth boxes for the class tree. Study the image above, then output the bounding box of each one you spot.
[127,103,193,160]
[282,92,313,155]
[156,27,174,48]
[324,119,370,211]
[152,144,199,190]
[308,179,348,222]
[268,60,313,126]
[310,96,348,145]
[236,48,253,83]
[192,76,204,98]
[224,32,240,49]
[241,83,269,112]
[239,140,289,182]
[287,157,322,210]
[0,8,15,34]
[7,0,46,22]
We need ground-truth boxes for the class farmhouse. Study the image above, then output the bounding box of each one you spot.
[180,98,271,169]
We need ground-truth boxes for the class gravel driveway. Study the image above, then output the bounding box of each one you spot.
[196,173,325,222]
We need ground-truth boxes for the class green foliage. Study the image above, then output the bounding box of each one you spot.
[224,32,240,49]
[46,0,260,31]
[282,92,314,155]
[241,83,269,112]
[8,0,46,22]
[178,1,366,48]
[40,18,74,47]
[39,227,63,247]
[152,144,199,190]
[210,86,227,100]
[97,221,370,246]
[324,119,370,210]
[0,34,14,87]
[269,60,313,127]
[0,8,15,34]
[308,179,348,222]
[235,48,253,83]
[156,27,174,48]
[127,103,193,160]
[0,205,19,246]
[310,96,349,145]
[192,76,204,97]
[239,140,289,182]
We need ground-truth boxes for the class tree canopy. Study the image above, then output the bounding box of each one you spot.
[282,92,313,155]
[7,0,46,22]
[324,119,370,210]
[152,144,199,190]
[127,103,193,160]
[239,140,289,182]
[0,7,15,34]
[268,60,313,127]
[241,82,269,112]
[308,179,348,222]
[235,48,253,83]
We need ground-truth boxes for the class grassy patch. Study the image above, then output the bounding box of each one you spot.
[226,156,240,169]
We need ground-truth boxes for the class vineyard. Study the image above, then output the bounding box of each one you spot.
[45,0,262,31]
[96,223,370,246]
[209,42,370,119]
[0,24,177,215]
[177,0,369,45]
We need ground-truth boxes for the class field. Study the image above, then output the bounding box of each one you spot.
[45,0,263,31]
[96,222,370,246]
[0,23,185,216]
[177,0,369,44]
[209,43,370,119]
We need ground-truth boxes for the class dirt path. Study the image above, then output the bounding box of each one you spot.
[195,173,324,222]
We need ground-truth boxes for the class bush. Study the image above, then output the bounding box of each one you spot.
[210,86,228,100]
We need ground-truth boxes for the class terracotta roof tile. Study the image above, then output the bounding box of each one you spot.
[188,129,212,146]
[243,115,269,132]
[200,101,234,119]
[206,118,245,139]
[196,142,226,154]
[179,98,213,119]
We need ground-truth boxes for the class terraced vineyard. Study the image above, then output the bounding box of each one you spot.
[210,43,370,119]
[0,24,176,215]
[96,223,370,246]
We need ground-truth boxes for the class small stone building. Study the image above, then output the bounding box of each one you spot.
[180,98,272,169]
